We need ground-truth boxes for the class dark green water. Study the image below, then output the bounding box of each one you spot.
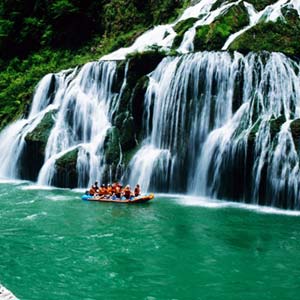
[1,181,300,300]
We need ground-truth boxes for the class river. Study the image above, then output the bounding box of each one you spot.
[1,180,300,300]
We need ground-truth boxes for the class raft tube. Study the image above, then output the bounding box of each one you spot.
[81,194,154,203]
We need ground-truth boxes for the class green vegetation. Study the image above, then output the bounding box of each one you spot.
[172,17,198,48]
[25,109,57,151]
[194,3,249,51]
[290,119,300,149]
[0,0,189,130]
[229,9,300,57]
[54,148,79,188]
[246,0,277,11]
[211,0,277,12]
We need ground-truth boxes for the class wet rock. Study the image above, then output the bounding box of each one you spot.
[104,127,121,165]
[172,17,198,49]
[20,109,57,181]
[229,9,300,57]
[194,2,250,51]
[53,148,79,188]
[290,118,300,151]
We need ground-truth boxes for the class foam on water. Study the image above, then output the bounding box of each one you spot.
[23,212,47,221]
[20,184,66,191]
[45,195,75,202]
[172,194,300,216]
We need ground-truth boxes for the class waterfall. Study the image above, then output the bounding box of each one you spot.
[1,49,300,208]
[0,60,123,187]
[127,51,300,208]
[38,61,119,187]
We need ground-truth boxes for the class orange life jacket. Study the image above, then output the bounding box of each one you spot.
[107,186,112,195]
[89,187,96,195]
[115,186,121,198]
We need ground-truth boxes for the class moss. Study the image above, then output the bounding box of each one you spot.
[246,0,277,11]
[172,17,198,48]
[211,1,277,12]
[54,148,79,188]
[25,110,57,148]
[247,118,262,143]
[229,9,300,57]
[290,119,300,150]
[104,127,121,164]
[131,75,149,139]
[126,47,166,86]
[122,144,141,166]
[119,115,136,151]
[269,115,286,140]
[0,0,189,131]
[19,109,57,181]
[194,2,249,51]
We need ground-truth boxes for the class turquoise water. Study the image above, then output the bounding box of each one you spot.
[1,181,300,300]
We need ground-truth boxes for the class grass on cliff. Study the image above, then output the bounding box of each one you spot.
[0,0,190,130]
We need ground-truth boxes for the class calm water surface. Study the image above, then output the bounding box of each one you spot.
[1,181,300,300]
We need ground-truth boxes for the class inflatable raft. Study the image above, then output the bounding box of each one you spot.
[82,193,154,203]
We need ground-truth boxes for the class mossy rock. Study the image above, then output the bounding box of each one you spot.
[119,115,136,151]
[172,17,198,49]
[53,148,79,188]
[19,109,57,181]
[269,115,286,140]
[246,0,277,11]
[131,75,149,139]
[229,9,300,57]
[290,119,300,150]
[25,109,57,148]
[194,2,249,51]
[211,0,276,12]
[247,119,262,143]
[104,126,121,164]
[126,48,166,86]
[112,75,149,146]
[113,60,127,93]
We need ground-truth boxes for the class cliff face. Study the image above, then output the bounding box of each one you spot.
[1,0,300,209]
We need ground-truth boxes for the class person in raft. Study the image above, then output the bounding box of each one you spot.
[89,181,99,196]
[122,185,133,199]
[134,184,141,197]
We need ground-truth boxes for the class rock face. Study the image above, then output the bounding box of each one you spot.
[229,8,300,57]
[194,3,250,51]
[53,148,79,188]
[20,109,57,181]
[100,50,162,183]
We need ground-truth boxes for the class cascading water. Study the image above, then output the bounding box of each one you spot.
[1,0,300,208]
[37,61,119,187]
[127,51,300,208]
[1,49,300,209]
[0,60,125,188]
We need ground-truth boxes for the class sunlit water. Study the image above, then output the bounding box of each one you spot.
[1,181,300,300]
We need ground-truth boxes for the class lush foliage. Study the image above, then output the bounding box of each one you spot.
[229,9,300,57]
[0,0,189,130]
[172,17,198,48]
[211,0,277,11]
[194,3,249,51]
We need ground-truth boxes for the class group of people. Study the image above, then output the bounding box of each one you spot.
[88,181,141,200]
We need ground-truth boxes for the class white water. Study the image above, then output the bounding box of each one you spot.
[101,0,300,60]
[127,51,300,208]
[101,0,223,60]
[1,1,300,209]
[0,61,123,188]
